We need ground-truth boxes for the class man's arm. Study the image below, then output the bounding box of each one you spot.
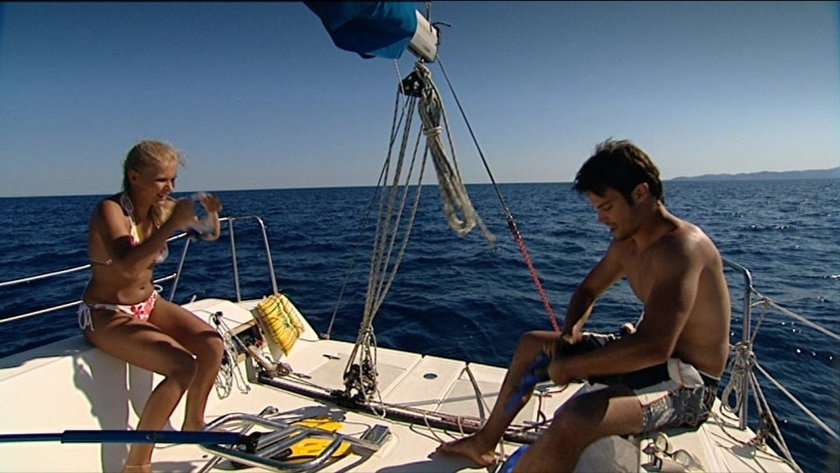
[562,240,626,342]
[552,236,703,383]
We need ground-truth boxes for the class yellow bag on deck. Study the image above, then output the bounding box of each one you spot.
[252,293,305,357]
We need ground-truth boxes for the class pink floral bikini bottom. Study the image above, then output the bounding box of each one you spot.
[77,291,158,331]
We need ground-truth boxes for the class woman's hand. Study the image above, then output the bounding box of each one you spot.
[195,193,222,241]
[199,194,222,213]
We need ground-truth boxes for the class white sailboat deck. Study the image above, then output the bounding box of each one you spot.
[0,297,796,472]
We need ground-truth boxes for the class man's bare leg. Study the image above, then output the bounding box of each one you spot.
[513,385,642,472]
[436,331,562,465]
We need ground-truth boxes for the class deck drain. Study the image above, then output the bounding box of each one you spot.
[423,372,438,380]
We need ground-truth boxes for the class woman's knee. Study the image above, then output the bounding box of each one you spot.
[197,330,224,363]
[163,350,198,388]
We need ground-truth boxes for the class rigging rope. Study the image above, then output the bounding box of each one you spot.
[324,72,416,341]
[343,60,512,400]
[414,63,494,242]
[209,311,251,399]
[343,84,428,401]
[342,59,564,400]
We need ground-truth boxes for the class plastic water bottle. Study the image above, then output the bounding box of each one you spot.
[504,352,550,415]
[500,444,530,473]
[188,192,215,237]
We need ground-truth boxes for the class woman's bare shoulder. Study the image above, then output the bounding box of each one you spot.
[92,194,127,226]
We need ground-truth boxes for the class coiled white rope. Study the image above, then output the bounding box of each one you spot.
[207,311,251,399]
[415,62,495,243]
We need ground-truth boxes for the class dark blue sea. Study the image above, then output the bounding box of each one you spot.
[1,179,838,472]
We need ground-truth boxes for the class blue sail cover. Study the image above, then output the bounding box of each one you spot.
[305,2,419,59]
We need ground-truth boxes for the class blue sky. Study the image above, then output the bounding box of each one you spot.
[1,1,837,197]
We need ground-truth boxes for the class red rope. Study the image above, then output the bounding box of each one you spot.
[431,61,559,332]
[508,219,561,332]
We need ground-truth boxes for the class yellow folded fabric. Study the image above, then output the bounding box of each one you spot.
[253,293,305,355]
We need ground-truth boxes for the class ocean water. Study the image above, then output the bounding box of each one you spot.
[0,179,837,472]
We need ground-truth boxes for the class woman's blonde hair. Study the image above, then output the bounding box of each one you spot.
[122,140,182,192]
[122,140,184,226]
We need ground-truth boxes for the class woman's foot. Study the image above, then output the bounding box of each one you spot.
[121,463,152,473]
[181,419,206,431]
[435,434,499,466]
[183,420,235,434]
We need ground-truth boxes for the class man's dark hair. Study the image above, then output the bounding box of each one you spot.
[573,139,664,204]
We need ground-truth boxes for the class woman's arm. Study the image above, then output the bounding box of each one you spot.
[95,198,193,274]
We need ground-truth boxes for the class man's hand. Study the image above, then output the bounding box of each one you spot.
[561,329,582,345]
[548,338,584,386]
[503,352,551,415]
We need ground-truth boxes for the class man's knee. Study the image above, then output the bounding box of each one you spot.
[554,389,622,431]
[554,387,642,440]
[552,398,599,435]
[518,330,554,348]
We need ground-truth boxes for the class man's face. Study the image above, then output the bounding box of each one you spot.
[588,188,638,240]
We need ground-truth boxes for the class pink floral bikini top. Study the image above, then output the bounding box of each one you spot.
[90,193,169,266]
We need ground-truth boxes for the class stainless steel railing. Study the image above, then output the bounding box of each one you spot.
[0,215,278,326]
[722,257,839,440]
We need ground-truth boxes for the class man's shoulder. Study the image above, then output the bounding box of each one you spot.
[606,236,636,258]
[655,221,720,262]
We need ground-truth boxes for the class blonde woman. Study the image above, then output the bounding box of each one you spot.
[78,140,224,473]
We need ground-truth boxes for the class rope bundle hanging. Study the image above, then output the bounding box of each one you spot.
[415,63,494,243]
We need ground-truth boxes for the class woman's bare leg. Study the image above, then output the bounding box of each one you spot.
[84,310,197,471]
[436,330,562,465]
[148,299,224,431]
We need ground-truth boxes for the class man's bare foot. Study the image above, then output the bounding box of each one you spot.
[436,435,498,467]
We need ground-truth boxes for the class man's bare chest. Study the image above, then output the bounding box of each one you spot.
[622,251,654,303]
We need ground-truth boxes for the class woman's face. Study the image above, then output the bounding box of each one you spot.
[129,159,178,205]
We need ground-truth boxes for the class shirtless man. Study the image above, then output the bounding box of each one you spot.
[436,139,731,472]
